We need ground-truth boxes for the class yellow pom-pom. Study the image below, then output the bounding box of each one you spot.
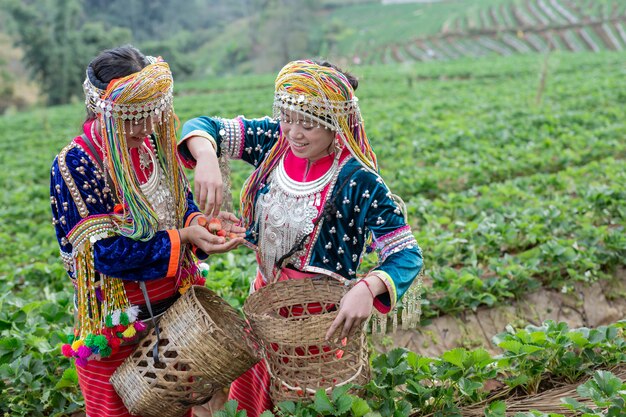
[71,339,85,351]
[122,326,136,338]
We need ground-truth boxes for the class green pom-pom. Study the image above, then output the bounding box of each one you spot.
[84,334,95,347]
[119,312,129,326]
[67,334,75,344]
[105,315,114,328]
[116,332,123,338]
[99,346,112,358]
[93,335,108,350]
[201,268,209,278]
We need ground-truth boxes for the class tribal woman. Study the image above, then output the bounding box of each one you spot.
[50,45,244,417]
[178,60,423,416]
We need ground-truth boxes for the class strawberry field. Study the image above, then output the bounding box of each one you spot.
[1,51,625,416]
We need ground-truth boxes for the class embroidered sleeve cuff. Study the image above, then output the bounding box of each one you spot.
[370,270,397,314]
[375,225,418,262]
[218,117,245,159]
[166,229,181,278]
[185,212,203,228]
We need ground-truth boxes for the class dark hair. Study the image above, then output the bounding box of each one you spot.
[85,45,148,120]
[313,59,359,91]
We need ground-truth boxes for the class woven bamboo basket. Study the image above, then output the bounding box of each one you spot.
[110,285,260,417]
[243,276,369,403]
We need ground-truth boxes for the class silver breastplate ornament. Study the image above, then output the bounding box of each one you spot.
[256,154,339,280]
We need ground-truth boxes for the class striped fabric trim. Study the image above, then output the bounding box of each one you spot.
[58,142,89,218]
[184,211,203,227]
[165,229,181,278]
[369,270,397,311]
[375,225,418,262]
[66,214,117,250]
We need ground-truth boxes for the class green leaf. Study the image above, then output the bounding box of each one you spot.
[223,400,240,416]
[54,367,78,389]
[313,389,335,415]
[331,384,351,402]
[351,398,371,417]
[561,397,585,411]
[458,377,483,397]
[442,348,468,368]
[260,412,275,417]
[335,395,353,415]
[277,401,296,414]
[591,370,623,397]
[484,400,506,417]
[498,340,522,354]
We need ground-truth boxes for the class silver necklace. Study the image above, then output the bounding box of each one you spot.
[256,152,340,281]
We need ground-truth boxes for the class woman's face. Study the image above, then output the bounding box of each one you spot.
[280,110,335,162]
[124,118,153,148]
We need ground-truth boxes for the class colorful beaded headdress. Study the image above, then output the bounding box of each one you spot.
[241,59,378,224]
[83,57,188,241]
[61,58,196,366]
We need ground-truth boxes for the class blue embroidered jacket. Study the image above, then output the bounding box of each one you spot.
[179,116,422,310]
[51,140,200,282]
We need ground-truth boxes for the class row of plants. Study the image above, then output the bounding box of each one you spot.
[211,320,626,417]
[411,156,625,317]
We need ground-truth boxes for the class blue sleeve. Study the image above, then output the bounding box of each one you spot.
[93,232,176,281]
[357,169,423,304]
[179,116,280,168]
[51,144,182,282]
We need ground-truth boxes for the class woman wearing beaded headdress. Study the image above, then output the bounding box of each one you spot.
[49,45,245,417]
[178,60,423,415]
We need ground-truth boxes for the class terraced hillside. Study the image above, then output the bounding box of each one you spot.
[354,0,626,64]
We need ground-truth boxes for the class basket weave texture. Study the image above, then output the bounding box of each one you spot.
[243,277,369,403]
[111,285,259,417]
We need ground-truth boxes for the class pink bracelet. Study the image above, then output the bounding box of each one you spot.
[357,279,375,299]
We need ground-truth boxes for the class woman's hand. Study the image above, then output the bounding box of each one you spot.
[325,275,387,341]
[216,211,246,236]
[188,136,223,217]
[179,225,244,255]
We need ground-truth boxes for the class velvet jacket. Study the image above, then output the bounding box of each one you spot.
[179,116,422,311]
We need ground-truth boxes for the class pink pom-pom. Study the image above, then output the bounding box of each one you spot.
[77,345,92,359]
[75,357,89,367]
[61,344,74,358]
[134,321,147,332]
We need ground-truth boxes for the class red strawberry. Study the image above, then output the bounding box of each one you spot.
[197,216,208,227]
[208,218,222,233]
[216,229,226,237]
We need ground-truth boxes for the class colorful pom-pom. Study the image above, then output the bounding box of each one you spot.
[77,345,92,359]
[119,312,129,326]
[99,346,112,358]
[93,335,109,350]
[71,339,84,351]
[126,305,140,322]
[105,314,114,328]
[112,310,121,326]
[122,326,136,339]
[75,357,88,367]
[61,344,74,358]
[84,333,95,347]
[134,321,147,332]
[66,334,75,344]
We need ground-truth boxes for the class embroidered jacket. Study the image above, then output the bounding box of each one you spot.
[51,126,203,305]
[179,116,422,311]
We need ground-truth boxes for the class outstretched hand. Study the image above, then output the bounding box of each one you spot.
[179,225,244,256]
